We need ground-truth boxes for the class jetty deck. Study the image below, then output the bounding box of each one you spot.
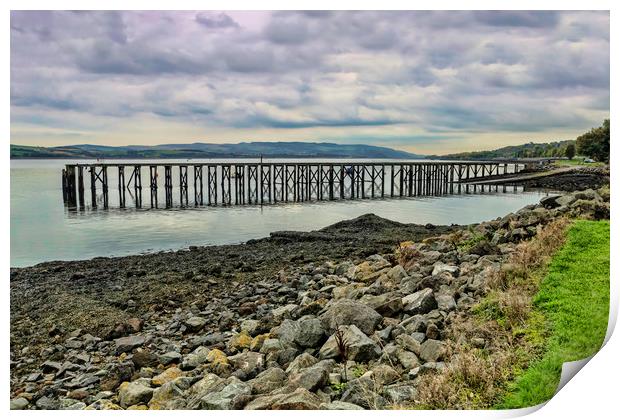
[61,160,531,209]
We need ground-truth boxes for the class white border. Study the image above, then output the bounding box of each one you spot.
[3,1,616,419]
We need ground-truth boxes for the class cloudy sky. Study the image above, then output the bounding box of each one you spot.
[10,10,609,154]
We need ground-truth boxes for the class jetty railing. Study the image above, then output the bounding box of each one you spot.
[61,160,528,210]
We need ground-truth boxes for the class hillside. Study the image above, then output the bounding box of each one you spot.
[10,142,422,160]
[430,140,576,160]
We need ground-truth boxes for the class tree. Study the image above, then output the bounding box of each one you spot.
[565,143,576,160]
[576,119,610,162]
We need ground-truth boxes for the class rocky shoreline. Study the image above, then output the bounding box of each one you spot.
[10,185,610,410]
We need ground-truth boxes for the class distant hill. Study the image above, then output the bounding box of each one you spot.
[10,142,423,160]
[429,140,576,160]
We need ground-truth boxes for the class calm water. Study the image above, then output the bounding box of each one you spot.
[11,159,552,268]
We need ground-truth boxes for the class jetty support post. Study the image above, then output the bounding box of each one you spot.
[164,165,172,208]
[118,166,126,208]
[149,165,158,208]
[89,166,97,208]
[133,165,142,208]
[102,166,109,209]
[64,165,77,208]
[179,165,188,207]
[77,166,85,208]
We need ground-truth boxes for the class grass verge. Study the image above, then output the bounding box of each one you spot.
[499,220,610,408]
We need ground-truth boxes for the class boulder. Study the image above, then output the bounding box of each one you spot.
[419,339,447,362]
[319,299,382,335]
[272,304,299,320]
[228,332,252,352]
[340,375,385,409]
[371,364,400,386]
[159,351,182,365]
[185,316,207,332]
[402,288,437,315]
[132,350,158,369]
[206,348,231,375]
[396,334,421,355]
[432,263,459,276]
[386,265,408,282]
[286,353,318,374]
[270,387,323,410]
[320,401,364,410]
[180,346,211,370]
[540,195,561,209]
[248,367,287,394]
[118,381,154,408]
[200,381,251,410]
[114,335,146,355]
[384,384,417,405]
[10,397,29,410]
[295,316,325,348]
[396,349,420,370]
[228,351,265,379]
[185,374,227,409]
[152,367,183,386]
[288,359,335,391]
[240,319,261,336]
[435,294,457,312]
[319,325,381,362]
[148,380,187,410]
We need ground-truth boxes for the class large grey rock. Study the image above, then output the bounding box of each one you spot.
[148,380,187,410]
[371,364,400,386]
[319,325,381,362]
[272,304,299,320]
[295,316,326,348]
[402,288,437,315]
[248,367,287,394]
[35,396,59,410]
[386,265,408,282]
[396,334,421,355]
[396,349,420,370]
[340,374,385,409]
[244,387,323,410]
[114,335,146,354]
[320,401,364,410]
[159,351,182,365]
[228,351,265,378]
[419,339,447,362]
[384,384,417,404]
[118,381,154,408]
[286,353,318,374]
[319,299,382,335]
[240,319,261,336]
[200,381,251,409]
[185,316,207,332]
[435,294,457,312]
[180,346,211,370]
[274,319,299,345]
[60,399,86,410]
[288,359,335,391]
[271,387,323,410]
[556,194,577,207]
[10,397,29,410]
[185,373,227,409]
[432,263,459,276]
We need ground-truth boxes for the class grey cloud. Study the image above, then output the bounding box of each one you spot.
[195,12,239,29]
[10,10,610,138]
[263,17,309,45]
[473,11,560,28]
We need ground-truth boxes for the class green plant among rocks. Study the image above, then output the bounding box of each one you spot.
[334,322,350,382]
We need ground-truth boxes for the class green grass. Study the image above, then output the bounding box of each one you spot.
[553,159,605,167]
[499,220,610,408]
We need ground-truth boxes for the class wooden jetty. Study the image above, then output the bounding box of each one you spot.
[61,160,529,210]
